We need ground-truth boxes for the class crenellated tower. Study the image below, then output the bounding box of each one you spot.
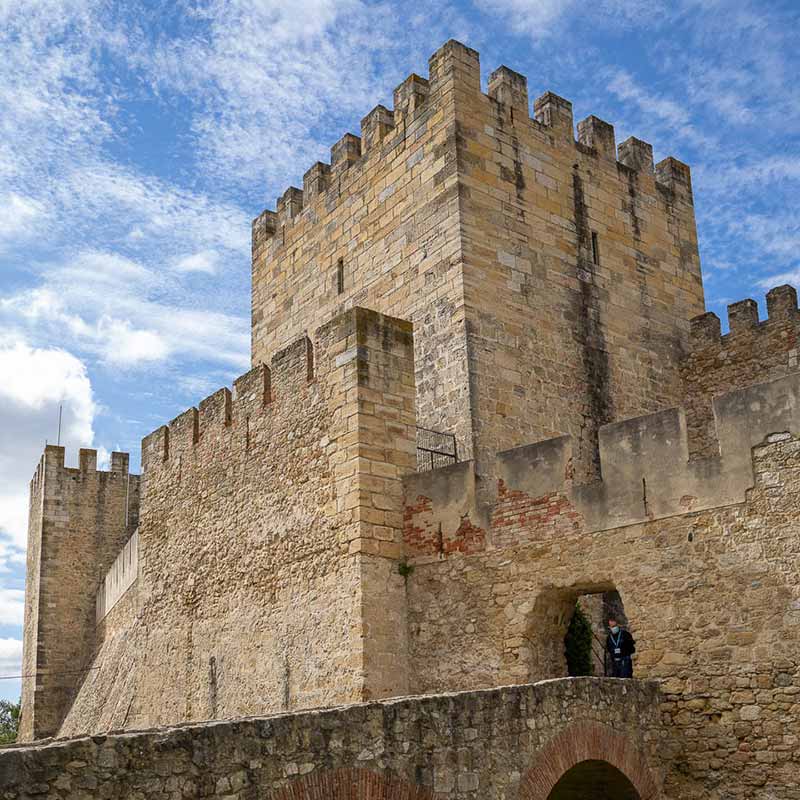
[251,40,705,491]
[19,447,139,741]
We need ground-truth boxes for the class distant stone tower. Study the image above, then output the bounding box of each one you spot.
[19,448,139,740]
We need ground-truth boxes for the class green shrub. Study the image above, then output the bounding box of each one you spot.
[0,700,19,745]
[564,602,594,676]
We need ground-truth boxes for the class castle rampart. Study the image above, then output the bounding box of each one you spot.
[55,307,416,737]
[19,448,140,741]
[15,37,800,800]
[683,284,800,458]
[401,373,800,797]
[95,529,138,623]
[403,371,800,553]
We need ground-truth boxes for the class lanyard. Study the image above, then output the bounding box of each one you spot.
[610,631,622,649]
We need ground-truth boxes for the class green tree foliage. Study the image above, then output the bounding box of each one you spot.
[0,700,20,745]
[565,602,594,677]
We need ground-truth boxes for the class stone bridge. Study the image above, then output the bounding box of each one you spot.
[0,678,669,800]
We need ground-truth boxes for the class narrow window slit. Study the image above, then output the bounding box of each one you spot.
[591,231,600,266]
[336,258,345,294]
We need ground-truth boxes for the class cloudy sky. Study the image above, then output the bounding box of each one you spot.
[1,0,798,703]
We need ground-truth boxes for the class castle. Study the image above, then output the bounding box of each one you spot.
[8,40,800,799]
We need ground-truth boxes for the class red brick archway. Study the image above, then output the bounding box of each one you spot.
[269,767,433,800]
[519,721,661,800]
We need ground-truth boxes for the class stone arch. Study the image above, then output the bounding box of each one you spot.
[268,767,432,800]
[524,582,632,680]
[519,721,661,800]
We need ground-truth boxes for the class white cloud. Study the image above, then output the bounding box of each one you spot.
[473,0,675,38]
[96,318,170,365]
[0,194,45,246]
[474,0,575,35]
[756,269,800,291]
[174,250,219,274]
[0,339,97,552]
[0,638,23,677]
[0,592,24,627]
[1,249,250,370]
[604,69,716,151]
[135,0,459,193]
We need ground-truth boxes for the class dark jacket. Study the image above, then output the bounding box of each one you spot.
[606,629,635,659]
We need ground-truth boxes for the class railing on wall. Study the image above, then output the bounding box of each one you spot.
[96,529,138,623]
[416,426,458,472]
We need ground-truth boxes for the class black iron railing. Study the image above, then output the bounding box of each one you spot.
[416,426,458,472]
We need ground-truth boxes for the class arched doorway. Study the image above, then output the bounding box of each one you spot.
[527,585,631,679]
[547,759,641,799]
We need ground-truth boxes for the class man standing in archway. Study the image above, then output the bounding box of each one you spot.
[606,618,636,678]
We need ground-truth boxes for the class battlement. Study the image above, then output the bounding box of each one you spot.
[254,39,691,244]
[404,372,800,553]
[689,284,798,348]
[29,446,131,494]
[682,284,800,460]
[142,334,315,469]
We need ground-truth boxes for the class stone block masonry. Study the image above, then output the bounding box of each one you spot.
[17,35,800,800]
[683,284,800,458]
[402,377,800,798]
[0,679,666,800]
[49,307,416,739]
[20,448,139,742]
[251,40,703,494]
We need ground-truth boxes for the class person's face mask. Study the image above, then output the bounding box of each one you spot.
[610,626,620,634]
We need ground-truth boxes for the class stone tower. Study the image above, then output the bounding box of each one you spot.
[19,448,138,740]
[251,40,704,487]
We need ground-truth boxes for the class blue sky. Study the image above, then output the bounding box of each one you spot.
[0,0,798,703]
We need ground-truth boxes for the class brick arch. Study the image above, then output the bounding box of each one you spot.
[268,767,433,800]
[519,721,661,800]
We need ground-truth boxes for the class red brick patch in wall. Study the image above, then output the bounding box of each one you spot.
[492,480,583,547]
[519,720,661,800]
[403,495,486,556]
[269,767,432,800]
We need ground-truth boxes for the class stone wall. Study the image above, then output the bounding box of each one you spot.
[403,376,800,798]
[683,284,800,458]
[20,449,139,742]
[454,55,704,486]
[56,308,416,738]
[0,679,666,800]
[251,42,473,461]
[251,40,704,488]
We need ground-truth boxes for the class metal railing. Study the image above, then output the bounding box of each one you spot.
[416,426,458,472]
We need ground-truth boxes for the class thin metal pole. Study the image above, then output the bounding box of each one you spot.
[56,404,63,446]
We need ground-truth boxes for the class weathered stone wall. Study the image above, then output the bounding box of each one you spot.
[0,679,666,800]
[56,308,416,737]
[251,42,473,460]
[251,40,704,486]
[454,56,704,485]
[403,375,800,799]
[19,449,139,742]
[683,284,800,457]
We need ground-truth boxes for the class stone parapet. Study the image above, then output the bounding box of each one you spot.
[0,678,665,800]
[404,371,800,552]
